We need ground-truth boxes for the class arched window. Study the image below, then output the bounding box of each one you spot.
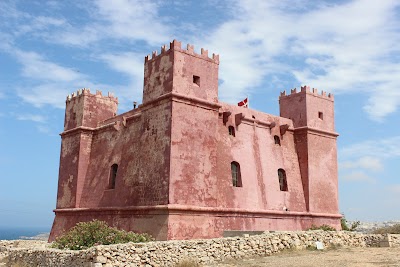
[231,161,242,187]
[274,135,281,145]
[278,169,288,191]
[228,126,235,137]
[109,164,118,189]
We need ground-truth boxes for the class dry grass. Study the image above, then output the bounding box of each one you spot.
[209,247,400,267]
[372,224,400,234]
[175,258,202,267]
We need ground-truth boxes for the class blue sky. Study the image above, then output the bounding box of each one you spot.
[0,0,399,229]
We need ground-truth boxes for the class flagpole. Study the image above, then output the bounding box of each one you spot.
[247,95,249,108]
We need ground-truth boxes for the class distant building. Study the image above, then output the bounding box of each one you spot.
[49,40,341,241]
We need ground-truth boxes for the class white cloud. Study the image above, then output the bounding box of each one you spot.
[99,52,144,106]
[340,156,384,172]
[14,50,83,82]
[16,114,47,123]
[54,26,101,47]
[9,49,137,109]
[0,1,169,110]
[199,0,400,119]
[0,1,67,39]
[17,83,70,109]
[100,52,143,79]
[9,49,89,108]
[1,0,171,48]
[13,113,56,135]
[93,0,169,45]
[389,185,400,194]
[341,136,400,159]
[2,0,400,121]
[339,136,400,183]
[363,84,400,121]
[46,0,170,47]
[15,16,66,36]
[341,171,376,183]
[16,80,129,109]
[36,124,52,135]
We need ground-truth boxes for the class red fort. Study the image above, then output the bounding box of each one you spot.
[49,40,341,241]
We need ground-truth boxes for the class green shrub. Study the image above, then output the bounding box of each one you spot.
[307,224,336,231]
[51,220,153,250]
[341,215,360,231]
[372,224,400,234]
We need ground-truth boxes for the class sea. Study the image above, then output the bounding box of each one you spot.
[0,227,50,240]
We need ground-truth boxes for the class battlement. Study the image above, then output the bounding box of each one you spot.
[144,39,219,64]
[66,88,118,103]
[279,85,334,100]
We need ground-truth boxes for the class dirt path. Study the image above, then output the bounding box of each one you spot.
[207,247,400,267]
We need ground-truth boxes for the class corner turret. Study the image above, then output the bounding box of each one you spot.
[279,85,339,215]
[279,85,334,132]
[57,88,118,210]
[142,40,219,104]
[64,88,118,131]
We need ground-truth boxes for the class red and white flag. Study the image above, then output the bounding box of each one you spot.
[238,97,248,108]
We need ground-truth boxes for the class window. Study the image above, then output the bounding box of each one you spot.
[278,169,288,191]
[231,161,242,187]
[318,112,323,120]
[274,135,281,145]
[109,164,118,189]
[193,75,200,86]
[228,126,235,137]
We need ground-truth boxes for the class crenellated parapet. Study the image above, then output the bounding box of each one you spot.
[66,88,118,103]
[144,39,219,64]
[279,85,334,100]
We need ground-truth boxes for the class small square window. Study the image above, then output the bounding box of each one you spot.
[228,126,235,137]
[193,75,200,86]
[318,112,323,120]
[274,135,281,145]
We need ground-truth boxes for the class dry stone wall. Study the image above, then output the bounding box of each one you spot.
[1,232,399,267]
[389,234,400,246]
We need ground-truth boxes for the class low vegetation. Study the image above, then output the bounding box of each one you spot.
[372,224,400,234]
[175,258,202,267]
[307,224,336,231]
[51,220,153,250]
[341,215,360,231]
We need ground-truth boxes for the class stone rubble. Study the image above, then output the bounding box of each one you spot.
[0,231,399,267]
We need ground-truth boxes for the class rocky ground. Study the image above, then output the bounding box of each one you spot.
[208,247,400,267]
[0,253,5,267]
[1,238,399,266]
